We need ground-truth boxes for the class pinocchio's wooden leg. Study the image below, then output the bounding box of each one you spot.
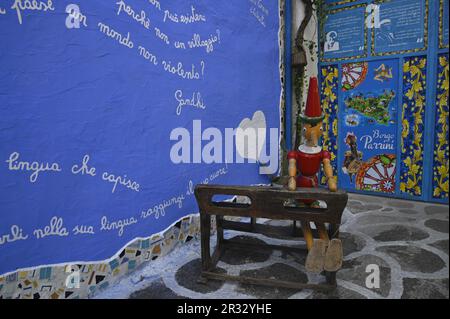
[315,223,329,242]
[300,221,314,251]
[303,222,330,273]
[288,158,297,191]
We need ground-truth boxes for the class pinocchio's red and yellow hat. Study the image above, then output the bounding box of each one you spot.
[299,77,324,125]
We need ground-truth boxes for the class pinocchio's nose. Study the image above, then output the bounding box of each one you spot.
[311,132,319,146]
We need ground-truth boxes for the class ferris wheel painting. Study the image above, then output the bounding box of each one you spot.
[341,62,368,91]
[355,154,396,193]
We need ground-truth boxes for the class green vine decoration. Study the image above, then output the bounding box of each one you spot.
[314,0,328,45]
[292,0,327,150]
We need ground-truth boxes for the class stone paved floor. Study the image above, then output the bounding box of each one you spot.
[95,194,449,299]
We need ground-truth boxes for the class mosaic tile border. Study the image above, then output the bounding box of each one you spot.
[0,215,201,299]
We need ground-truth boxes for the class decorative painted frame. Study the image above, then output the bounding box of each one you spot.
[326,0,358,6]
[432,53,449,200]
[399,56,427,197]
[319,65,339,185]
[439,0,449,49]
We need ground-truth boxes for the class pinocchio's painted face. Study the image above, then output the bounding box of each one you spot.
[302,121,324,147]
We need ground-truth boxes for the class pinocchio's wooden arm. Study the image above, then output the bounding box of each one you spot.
[322,158,337,192]
[288,158,297,191]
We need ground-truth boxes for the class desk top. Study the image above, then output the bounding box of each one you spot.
[194,184,348,223]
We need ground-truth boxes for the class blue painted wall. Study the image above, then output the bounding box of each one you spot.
[0,1,282,275]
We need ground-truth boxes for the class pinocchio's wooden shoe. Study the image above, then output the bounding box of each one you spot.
[305,239,328,273]
[324,238,343,272]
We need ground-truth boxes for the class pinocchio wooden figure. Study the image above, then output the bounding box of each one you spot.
[287,76,343,273]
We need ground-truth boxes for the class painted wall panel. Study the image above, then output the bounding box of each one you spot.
[321,4,367,62]
[318,0,449,203]
[399,56,427,197]
[319,65,339,186]
[432,53,449,200]
[373,0,427,55]
[339,59,398,194]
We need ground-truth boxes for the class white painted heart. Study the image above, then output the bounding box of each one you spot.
[235,110,267,161]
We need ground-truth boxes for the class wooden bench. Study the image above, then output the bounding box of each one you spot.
[194,184,348,291]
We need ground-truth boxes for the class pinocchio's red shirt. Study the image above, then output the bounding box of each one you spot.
[287,147,330,187]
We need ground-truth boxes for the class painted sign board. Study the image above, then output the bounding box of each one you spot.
[373,0,427,55]
[339,59,398,194]
[322,5,366,61]
[0,0,282,275]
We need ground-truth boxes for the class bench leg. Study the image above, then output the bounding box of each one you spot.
[325,271,337,287]
[200,214,212,272]
[250,217,256,230]
[328,223,340,239]
[216,215,224,247]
